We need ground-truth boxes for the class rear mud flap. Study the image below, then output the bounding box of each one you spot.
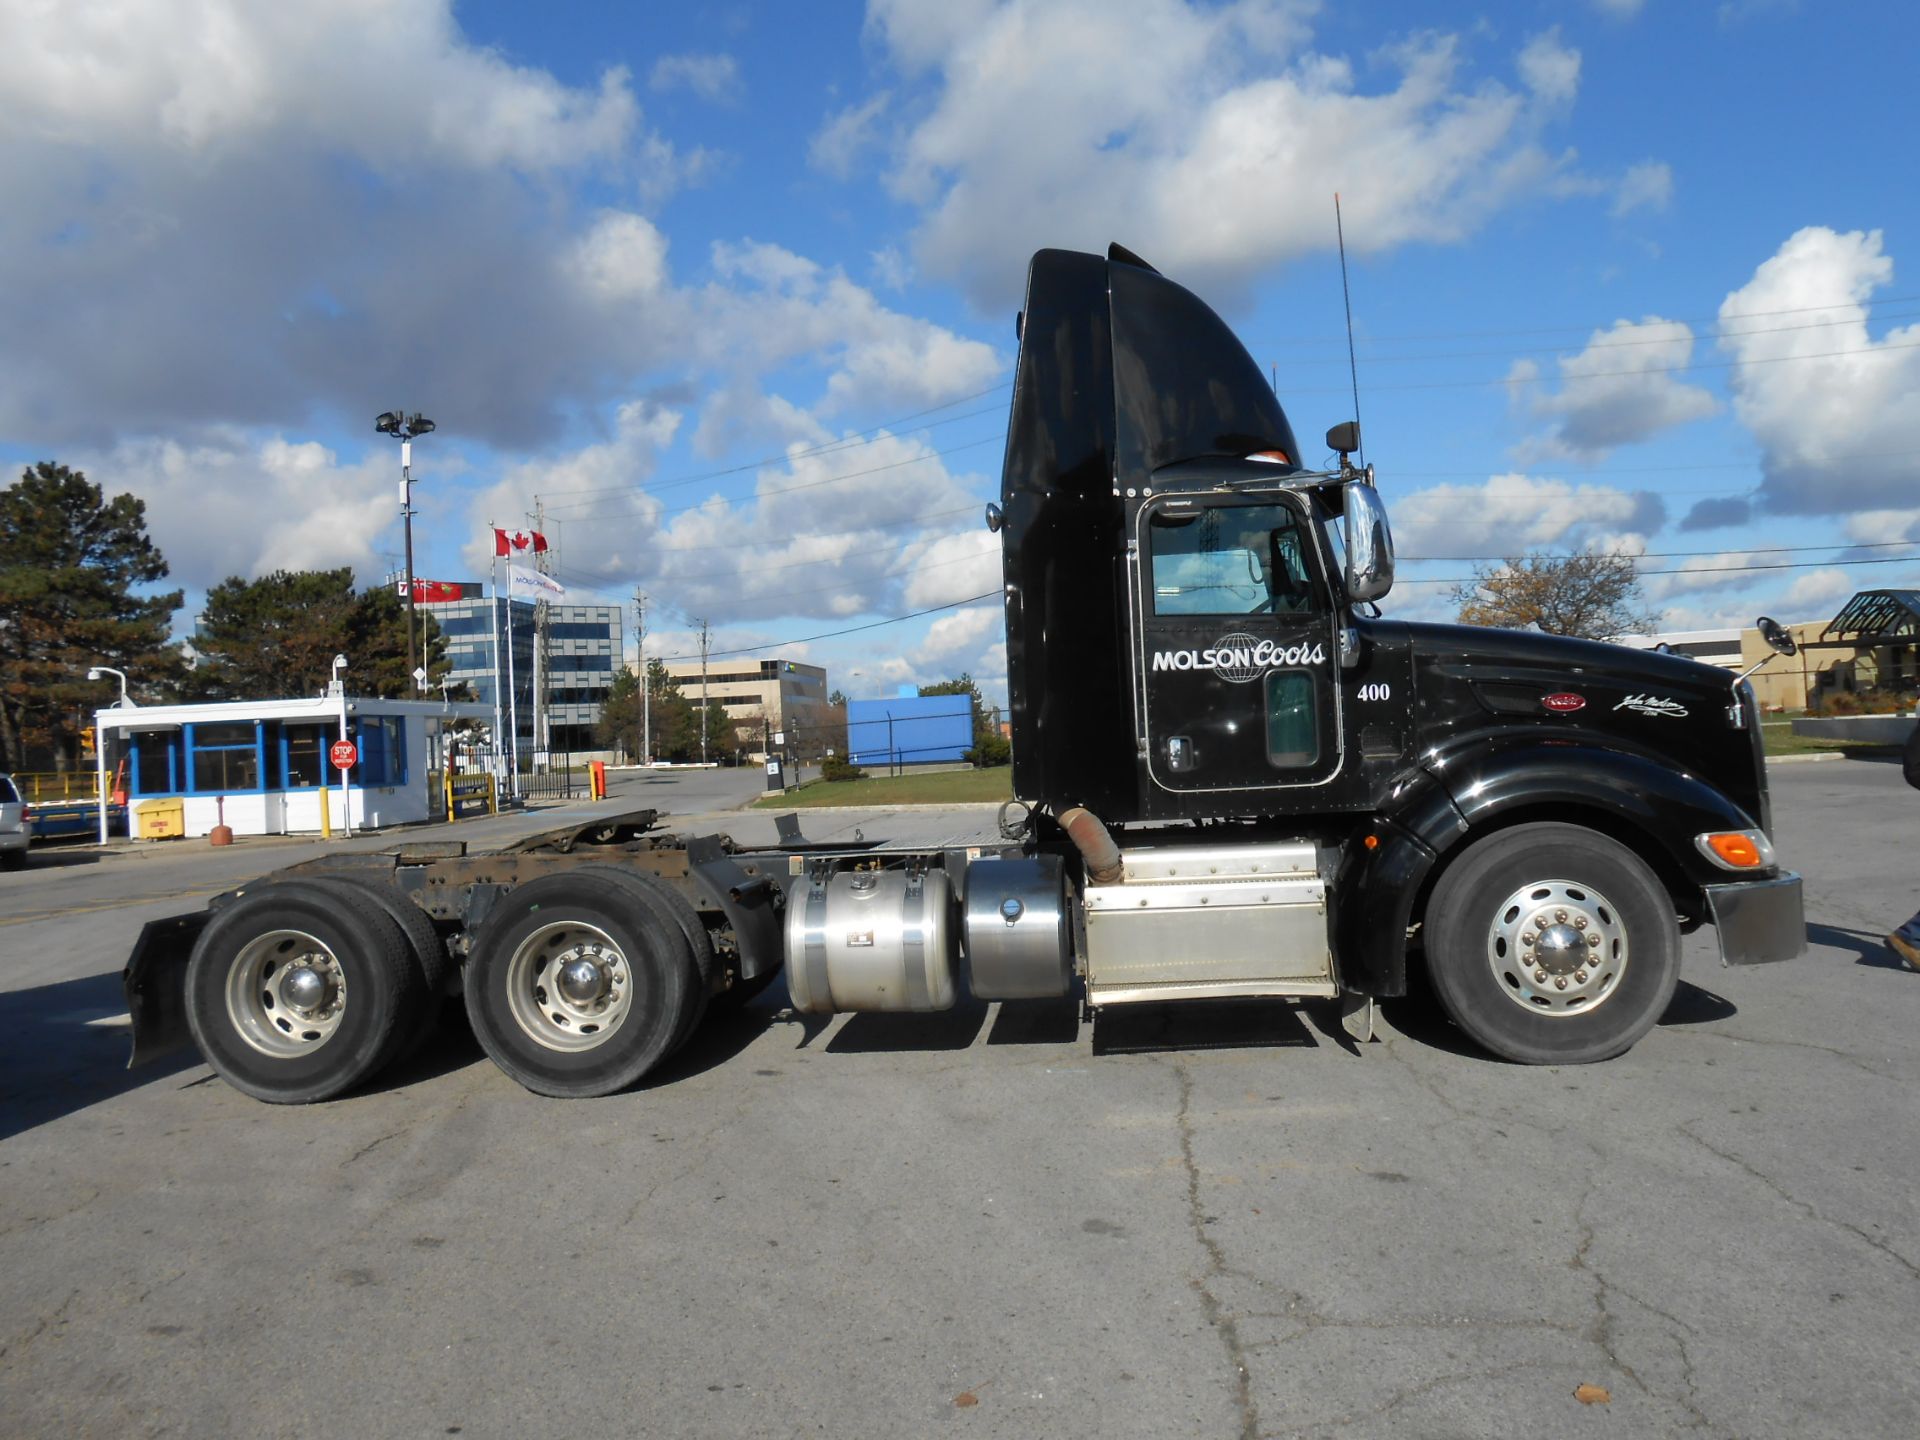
[123,912,209,1068]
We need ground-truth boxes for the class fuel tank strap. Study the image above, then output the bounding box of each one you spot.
[900,875,930,1010]
[802,880,831,1010]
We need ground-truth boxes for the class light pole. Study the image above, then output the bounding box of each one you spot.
[331,653,352,838]
[375,410,436,692]
[85,665,131,844]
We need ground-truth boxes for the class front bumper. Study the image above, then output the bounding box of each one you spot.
[1704,871,1804,966]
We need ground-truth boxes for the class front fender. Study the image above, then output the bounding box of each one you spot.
[1422,736,1762,892]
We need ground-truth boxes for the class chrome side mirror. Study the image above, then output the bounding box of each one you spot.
[1343,481,1394,603]
[1757,615,1797,657]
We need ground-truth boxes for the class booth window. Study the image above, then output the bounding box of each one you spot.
[129,731,181,796]
[190,721,262,792]
[278,724,330,787]
[353,716,407,787]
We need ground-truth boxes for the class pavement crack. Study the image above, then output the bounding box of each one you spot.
[1679,1121,1920,1281]
[343,1128,406,1166]
[1169,1057,1259,1440]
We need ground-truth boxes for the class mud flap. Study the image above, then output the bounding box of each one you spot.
[123,911,210,1068]
[1339,991,1376,1045]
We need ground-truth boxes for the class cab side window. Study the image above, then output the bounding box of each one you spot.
[1149,502,1322,616]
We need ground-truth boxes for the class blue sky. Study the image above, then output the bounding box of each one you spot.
[4,0,1918,704]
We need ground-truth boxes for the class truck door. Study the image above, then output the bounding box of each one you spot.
[1134,494,1343,793]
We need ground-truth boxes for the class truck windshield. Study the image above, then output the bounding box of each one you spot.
[1149,503,1319,616]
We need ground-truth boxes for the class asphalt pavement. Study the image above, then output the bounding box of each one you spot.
[1,760,1916,1438]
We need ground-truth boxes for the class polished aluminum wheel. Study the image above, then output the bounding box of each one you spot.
[504,921,632,1052]
[1484,878,1628,1018]
[225,929,348,1058]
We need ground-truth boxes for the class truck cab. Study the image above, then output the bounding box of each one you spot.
[994,245,1802,1062]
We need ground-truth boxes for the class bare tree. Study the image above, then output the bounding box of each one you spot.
[1449,550,1658,641]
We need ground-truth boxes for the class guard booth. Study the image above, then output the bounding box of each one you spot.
[92,693,492,840]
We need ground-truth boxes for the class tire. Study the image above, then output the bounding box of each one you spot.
[302,875,453,1053]
[568,866,716,1050]
[184,880,424,1103]
[463,870,694,1098]
[1422,823,1680,1065]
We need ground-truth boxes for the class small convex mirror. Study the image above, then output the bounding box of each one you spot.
[1326,420,1361,456]
[1343,481,1394,603]
[1756,615,1797,657]
[984,502,1005,533]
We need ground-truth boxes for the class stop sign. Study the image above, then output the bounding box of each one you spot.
[330,739,359,770]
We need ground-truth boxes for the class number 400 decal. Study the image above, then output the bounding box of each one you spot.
[1356,682,1392,702]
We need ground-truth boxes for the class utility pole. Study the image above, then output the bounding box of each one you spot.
[374,410,435,692]
[697,617,711,766]
[633,589,650,766]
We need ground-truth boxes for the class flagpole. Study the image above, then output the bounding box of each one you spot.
[489,534,505,796]
[505,588,521,800]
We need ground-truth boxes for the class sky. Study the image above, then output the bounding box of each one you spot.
[4,0,1919,705]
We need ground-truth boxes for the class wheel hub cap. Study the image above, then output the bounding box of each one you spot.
[1486,879,1628,1018]
[558,957,608,1004]
[283,964,331,1014]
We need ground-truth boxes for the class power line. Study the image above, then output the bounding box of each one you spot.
[1257,292,1920,349]
[653,590,1000,663]
[1402,540,1920,563]
[1399,552,1920,586]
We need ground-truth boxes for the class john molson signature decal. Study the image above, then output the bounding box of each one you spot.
[1615,693,1688,718]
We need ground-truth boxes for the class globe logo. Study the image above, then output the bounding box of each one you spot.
[1212,632,1265,684]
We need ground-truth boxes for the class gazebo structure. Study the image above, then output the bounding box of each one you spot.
[1808,589,1920,701]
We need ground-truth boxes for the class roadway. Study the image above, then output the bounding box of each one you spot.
[0,761,1916,1438]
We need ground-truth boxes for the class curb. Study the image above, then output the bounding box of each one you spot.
[750,801,1009,814]
[1766,751,1848,765]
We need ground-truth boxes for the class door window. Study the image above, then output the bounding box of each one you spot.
[1149,503,1320,616]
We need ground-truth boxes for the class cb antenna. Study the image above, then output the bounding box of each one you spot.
[1334,192,1365,471]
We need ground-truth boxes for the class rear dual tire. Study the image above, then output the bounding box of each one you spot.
[183,880,426,1104]
[462,869,702,1099]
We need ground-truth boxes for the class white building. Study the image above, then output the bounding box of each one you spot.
[92,692,492,840]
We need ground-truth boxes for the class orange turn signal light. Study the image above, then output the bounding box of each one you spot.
[1704,832,1764,868]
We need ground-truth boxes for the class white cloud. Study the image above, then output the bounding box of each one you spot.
[74,431,397,590]
[809,92,892,179]
[1781,566,1858,615]
[1719,226,1920,516]
[1592,0,1647,17]
[567,212,671,301]
[1640,550,1766,603]
[860,2,1609,306]
[1611,160,1673,216]
[1512,317,1718,459]
[0,0,690,451]
[1394,473,1663,556]
[702,241,1005,414]
[649,53,742,103]
[1843,508,1920,545]
[1517,31,1582,108]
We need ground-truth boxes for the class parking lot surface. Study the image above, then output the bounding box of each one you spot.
[2,761,1917,1438]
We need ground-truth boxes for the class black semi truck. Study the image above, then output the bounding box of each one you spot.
[123,245,1805,1103]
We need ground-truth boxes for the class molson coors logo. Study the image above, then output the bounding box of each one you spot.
[1150,632,1326,684]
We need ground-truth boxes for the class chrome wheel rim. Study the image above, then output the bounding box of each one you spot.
[1485,878,1628,1018]
[504,920,632,1052]
[225,929,347,1058]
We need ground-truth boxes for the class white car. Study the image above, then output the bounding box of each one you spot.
[0,774,31,870]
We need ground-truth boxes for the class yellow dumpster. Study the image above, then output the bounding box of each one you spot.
[135,797,185,840]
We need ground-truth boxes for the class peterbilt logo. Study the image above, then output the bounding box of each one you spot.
[1151,632,1327,683]
[1541,693,1586,713]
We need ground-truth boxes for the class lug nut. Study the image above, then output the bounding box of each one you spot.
[1574,917,1588,931]
[1534,970,1548,984]
[1554,909,1568,922]
[1575,970,1588,984]
[1554,977,1568,990]
[1587,932,1601,947]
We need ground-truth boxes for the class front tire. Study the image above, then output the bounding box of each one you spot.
[1423,823,1680,1065]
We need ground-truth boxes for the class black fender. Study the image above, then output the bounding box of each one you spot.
[685,834,786,984]
[123,910,210,1068]
[1335,740,1762,996]
[1332,768,1464,997]
[1419,736,1761,897]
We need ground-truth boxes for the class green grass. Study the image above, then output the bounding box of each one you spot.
[753,767,1015,808]
[1758,720,1898,759]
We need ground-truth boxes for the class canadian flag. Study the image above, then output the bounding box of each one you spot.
[493,527,549,555]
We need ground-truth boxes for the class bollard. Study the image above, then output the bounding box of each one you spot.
[318,784,333,839]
